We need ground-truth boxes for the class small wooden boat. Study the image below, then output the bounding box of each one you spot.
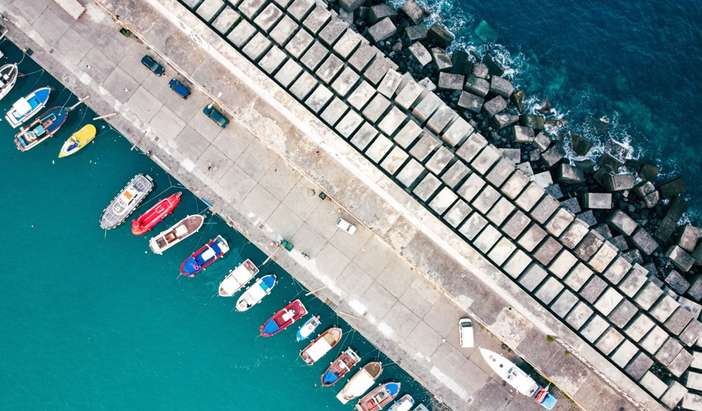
[100,174,154,230]
[300,327,342,365]
[296,315,321,342]
[259,299,307,337]
[355,382,400,411]
[218,259,259,297]
[0,63,18,101]
[235,275,276,311]
[149,214,205,254]
[14,106,68,151]
[321,347,360,387]
[388,394,414,411]
[131,192,182,235]
[336,362,383,404]
[6,86,51,128]
[179,235,229,277]
[479,348,557,410]
[58,124,97,158]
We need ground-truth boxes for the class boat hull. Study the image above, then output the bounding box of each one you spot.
[179,235,229,277]
[296,315,321,342]
[15,106,68,151]
[131,192,182,236]
[6,86,51,128]
[0,63,18,101]
[58,124,97,158]
[336,362,383,404]
[100,174,154,230]
[321,348,360,387]
[299,327,342,365]
[218,259,259,297]
[259,299,307,337]
[148,214,205,254]
[235,275,276,312]
[354,382,400,411]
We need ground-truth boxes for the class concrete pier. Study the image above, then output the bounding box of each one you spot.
[0,0,668,410]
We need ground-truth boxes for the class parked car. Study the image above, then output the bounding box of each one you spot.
[459,317,474,348]
[168,78,191,99]
[203,104,229,128]
[141,55,165,76]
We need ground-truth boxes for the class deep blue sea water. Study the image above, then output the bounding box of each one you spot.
[421,0,702,219]
[0,42,430,410]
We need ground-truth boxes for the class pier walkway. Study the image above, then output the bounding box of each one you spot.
[0,0,668,409]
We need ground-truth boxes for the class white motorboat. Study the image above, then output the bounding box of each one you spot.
[218,259,259,297]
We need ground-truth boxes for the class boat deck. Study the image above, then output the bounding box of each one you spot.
[100,174,153,230]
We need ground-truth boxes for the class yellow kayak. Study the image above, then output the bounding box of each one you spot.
[58,124,97,158]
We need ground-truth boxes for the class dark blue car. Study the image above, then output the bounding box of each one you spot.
[168,78,191,99]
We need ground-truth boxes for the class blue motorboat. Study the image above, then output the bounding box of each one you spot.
[179,235,229,277]
[5,86,51,128]
[14,106,68,151]
[235,274,277,312]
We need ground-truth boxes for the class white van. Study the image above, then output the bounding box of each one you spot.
[459,317,474,348]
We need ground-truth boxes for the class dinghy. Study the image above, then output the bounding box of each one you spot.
[299,327,342,365]
[58,124,97,158]
[131,192,182,235]
[235,275,276,311]
[296,315,321,342]
[218,259,259,297]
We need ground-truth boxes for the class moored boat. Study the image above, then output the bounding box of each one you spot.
[148,214,204,254]
[235,275,276,311]
[100,174,154,230]
[218,259,259,297]
[14,106,68,151]
[336,362,384,404]
[479,348,557,410]
[300,327,342,365]
[0,63,18,101]
[6,86,51,128]
[259,299,307,337]
[131,192,182,235]
[413,404,429,411]
[179,235,229,277]
[296,315,321,342]
[355,382,400,411]
[321,347,360,387]
[58,124,97,158]
[388,394,414,411]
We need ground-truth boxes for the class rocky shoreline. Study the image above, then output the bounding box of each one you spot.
[333,0,702,404]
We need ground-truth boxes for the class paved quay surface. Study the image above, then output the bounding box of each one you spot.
[0,0,659,410]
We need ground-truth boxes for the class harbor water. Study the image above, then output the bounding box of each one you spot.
[420,0,702,219]
[0,41,431,410]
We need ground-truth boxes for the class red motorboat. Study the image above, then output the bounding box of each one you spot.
[131,192,182,235]
[259,299,308,337]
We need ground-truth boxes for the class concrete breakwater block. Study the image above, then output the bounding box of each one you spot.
[368,18,397,43]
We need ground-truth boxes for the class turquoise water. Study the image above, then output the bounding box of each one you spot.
[0,42,430,410]
[419,0,702,219]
